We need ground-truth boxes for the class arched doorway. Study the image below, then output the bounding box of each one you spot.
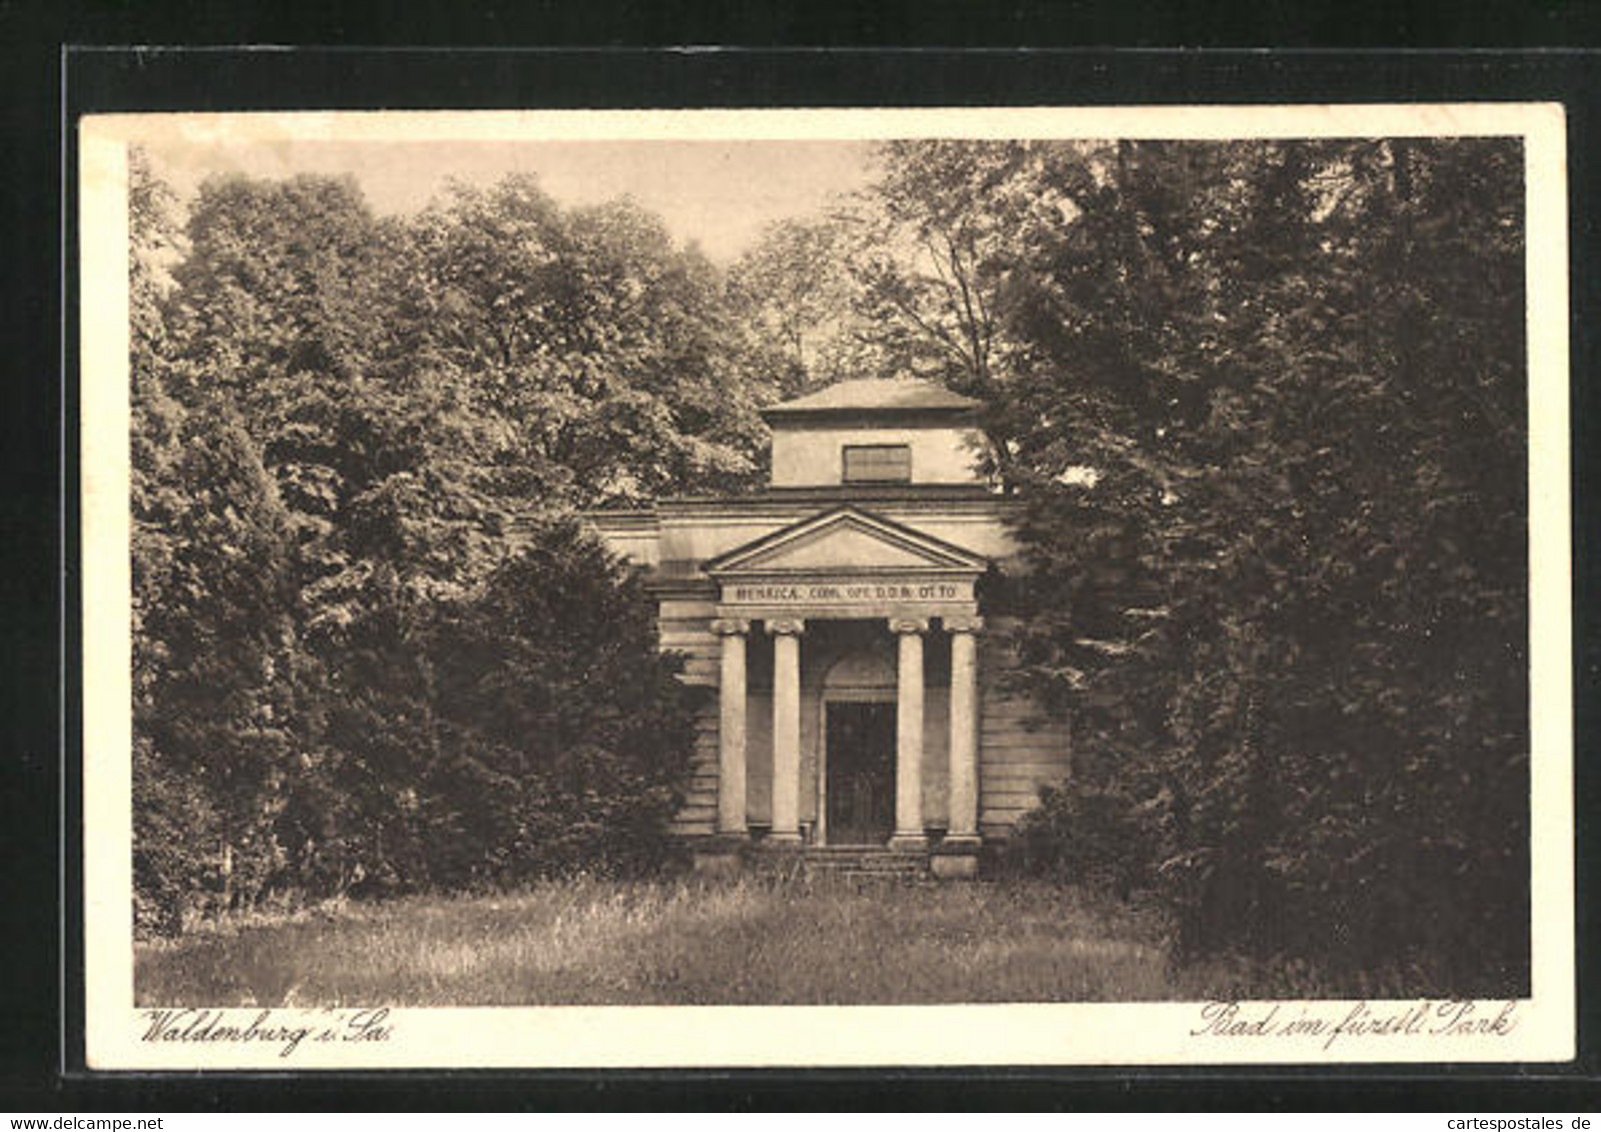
[820,642,897,845]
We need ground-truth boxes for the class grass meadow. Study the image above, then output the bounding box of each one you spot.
[137,875,1196,1006]
[136,874,1384,1007]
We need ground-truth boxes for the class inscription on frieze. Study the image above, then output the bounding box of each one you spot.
[723,580,970,605]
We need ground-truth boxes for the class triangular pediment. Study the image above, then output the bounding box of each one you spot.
[705,507,988,576]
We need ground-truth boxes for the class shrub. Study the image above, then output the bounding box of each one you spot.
[421,517,705,886]
[133,739,221,935]
[1007,784,1158,900]
[135,515,704,933]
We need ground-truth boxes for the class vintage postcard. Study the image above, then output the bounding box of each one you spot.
[79,104,1573,1068]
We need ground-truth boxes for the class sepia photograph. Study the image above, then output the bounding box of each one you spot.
[78,105,1573,1068]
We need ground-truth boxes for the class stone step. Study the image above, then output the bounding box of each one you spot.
[803,852,926,862]
[798,849,932,880]
[746,846,931,876]
[702,838,976,881]
[812,870,931,881]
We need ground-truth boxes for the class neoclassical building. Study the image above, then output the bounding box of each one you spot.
[587,379,1070,876]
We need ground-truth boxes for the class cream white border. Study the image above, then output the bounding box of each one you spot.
[81,105,1573,1069]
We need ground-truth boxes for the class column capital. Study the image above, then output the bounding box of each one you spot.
[765,617,806,636]
[710,617,751,636]
[944,614,986,635]
[888,616,930,636]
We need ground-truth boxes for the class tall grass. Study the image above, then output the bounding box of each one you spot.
[136,875,1187,1007]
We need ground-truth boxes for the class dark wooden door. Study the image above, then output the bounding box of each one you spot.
[825,702,896,844]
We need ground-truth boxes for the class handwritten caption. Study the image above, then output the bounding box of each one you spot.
[140,1007,393,1058]
[1191,999,1519,1051]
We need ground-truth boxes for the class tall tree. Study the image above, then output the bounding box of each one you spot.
[129,147,188,656]
[846,140,1095,484]
[403,177,767,507]
[133,166,731,924]
[727,215,870,396]
[134,170,389,924]
[886,137,1533,992]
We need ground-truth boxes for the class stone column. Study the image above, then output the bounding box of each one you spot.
[944,615,984,845]
[767,618,805,843]
[889,617,929,848]
[711,618,750,836]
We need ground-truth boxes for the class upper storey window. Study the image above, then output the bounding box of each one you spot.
[842,443,912,484]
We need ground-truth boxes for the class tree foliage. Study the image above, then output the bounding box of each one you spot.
[973,138,1529,993]
[130,158,721,933]
[403,177,768,506]
[726,216,873,397]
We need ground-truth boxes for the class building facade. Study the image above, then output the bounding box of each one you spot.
[586,379,1071,876]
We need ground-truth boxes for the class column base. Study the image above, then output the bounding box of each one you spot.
[930,853,979,880]
[765,830,804,845]
[888,832,928,851]
[930,834,981,879]
[691,834,748,876]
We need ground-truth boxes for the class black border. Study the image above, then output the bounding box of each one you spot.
[11,41,1598,1110]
